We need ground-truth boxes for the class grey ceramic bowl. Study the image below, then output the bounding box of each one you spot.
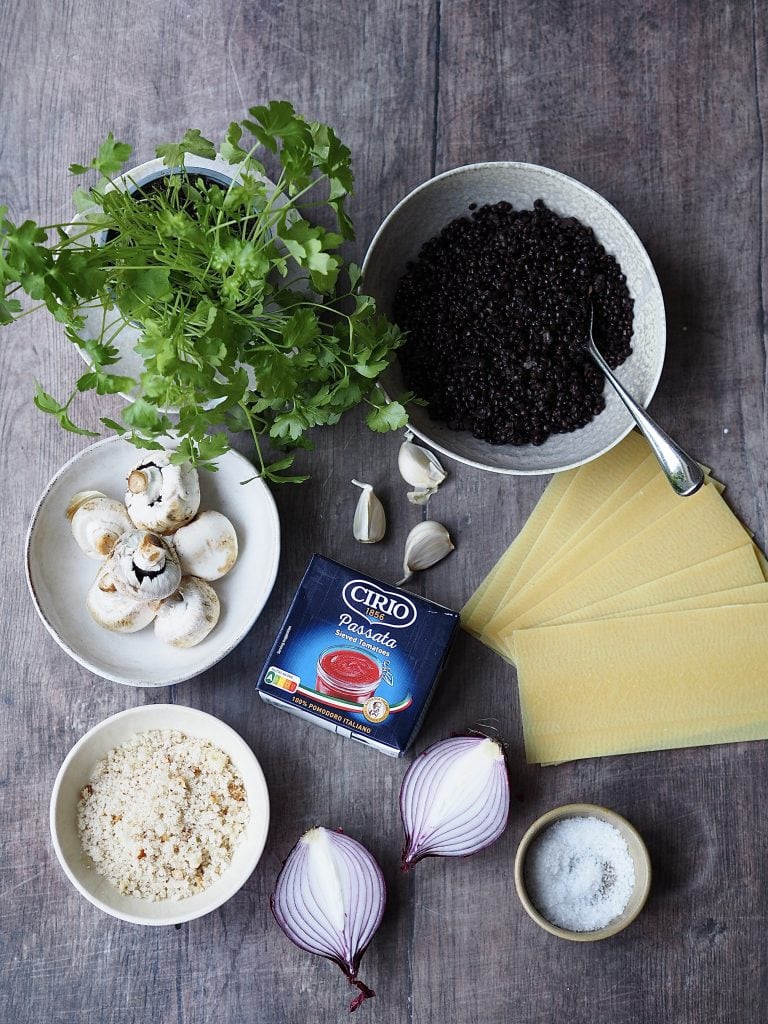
[362,162,666,475]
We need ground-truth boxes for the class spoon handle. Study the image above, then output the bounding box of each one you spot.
[587,340,705,497]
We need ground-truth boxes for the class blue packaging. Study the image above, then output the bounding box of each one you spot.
[256,555,459,756]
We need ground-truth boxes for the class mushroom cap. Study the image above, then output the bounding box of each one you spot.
[154,576,220,648]
[171,511,239,581]
[124,450,200,534]
[66,490,107,519]
[68,494,132,561]
[86,565,158,633]
[107,529,182,601]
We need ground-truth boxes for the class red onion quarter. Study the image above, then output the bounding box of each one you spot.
[271,827,386,1012]
[400,735,510,869]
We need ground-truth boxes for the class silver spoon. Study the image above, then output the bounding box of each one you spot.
[585,309,705,496]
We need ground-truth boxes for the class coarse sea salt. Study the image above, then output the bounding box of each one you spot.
[523,816,635,932]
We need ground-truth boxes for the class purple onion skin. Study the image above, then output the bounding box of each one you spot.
[270,827,385,1013]
[400,735,511,871]
[269,889,376,1013]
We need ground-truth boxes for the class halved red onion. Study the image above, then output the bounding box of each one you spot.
[400,735,510,869]
[271,827,386,1012]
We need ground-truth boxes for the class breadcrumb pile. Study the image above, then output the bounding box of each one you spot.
[77,729,249,901]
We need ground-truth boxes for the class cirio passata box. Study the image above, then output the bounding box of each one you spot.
[256,555,459,756]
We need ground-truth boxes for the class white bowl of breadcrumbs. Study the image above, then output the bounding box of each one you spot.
[50,705,270,925]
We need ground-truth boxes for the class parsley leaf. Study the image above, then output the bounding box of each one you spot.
[69,133,133,178]
[366,398,409,432]
[156,129,217,168]
[33,382,99,435]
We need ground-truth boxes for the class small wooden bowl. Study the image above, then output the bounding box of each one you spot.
[514,802,651,941]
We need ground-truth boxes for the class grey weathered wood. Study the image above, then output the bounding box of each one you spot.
[1,1,767,1022]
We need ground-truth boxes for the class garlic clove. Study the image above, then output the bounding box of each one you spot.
[107,529,182,601]
[86,565,158,632]
[154,576,220,648]
[397,520,454,585]
[398,437,447,498]
[125,450,200,534]
[352,479,386,544]
[406,486,437,506]
[67,493,133,560]
[172,510,238,580]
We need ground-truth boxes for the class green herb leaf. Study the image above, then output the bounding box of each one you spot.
[33,382,63,415]
[366,400,409,432]
[116,267,172,318]
[122,398,171,433]
[77,370,136,395]
[348,263,362,289]
[246,101,312,154]
[58,412,101,437]
[196,432,230,462]
[100,417,127,434]
[156,129,217,168]
[128,433,167,451]
[220,122,248,164]
[95,134,133,177]
[69,134,133,178]
[0,295,22,324]
[33,381,99,435]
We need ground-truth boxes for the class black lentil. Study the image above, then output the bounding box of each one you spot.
[392,199,634,446]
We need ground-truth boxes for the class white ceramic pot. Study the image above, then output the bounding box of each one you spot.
[71,154,252,387]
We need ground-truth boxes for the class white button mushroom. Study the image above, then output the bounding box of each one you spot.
[107,530,182,602]
[66,491,132,560]
[86,565,159,633]
[125,450,201,534]
[154,576,220,648]
[171,511,239,581]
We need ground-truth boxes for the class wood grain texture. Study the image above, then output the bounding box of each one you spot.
[0,1,766,1022]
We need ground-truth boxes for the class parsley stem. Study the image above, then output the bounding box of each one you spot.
[237,399,268,478]
[7,303,47,319]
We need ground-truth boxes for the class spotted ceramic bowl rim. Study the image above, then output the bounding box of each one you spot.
[362,160,666,475]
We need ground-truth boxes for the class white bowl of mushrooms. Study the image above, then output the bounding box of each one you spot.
[25,438,280,686]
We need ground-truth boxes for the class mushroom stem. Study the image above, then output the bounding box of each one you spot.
[107,529,181,600]
[127,470,148,495]
[137,534,165,566]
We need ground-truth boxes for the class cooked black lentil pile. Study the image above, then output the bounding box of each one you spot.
[392,199,634,445]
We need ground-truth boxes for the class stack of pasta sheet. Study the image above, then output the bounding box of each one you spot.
[462,431,768,765]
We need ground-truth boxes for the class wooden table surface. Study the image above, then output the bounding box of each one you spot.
[1,2,766,1022]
